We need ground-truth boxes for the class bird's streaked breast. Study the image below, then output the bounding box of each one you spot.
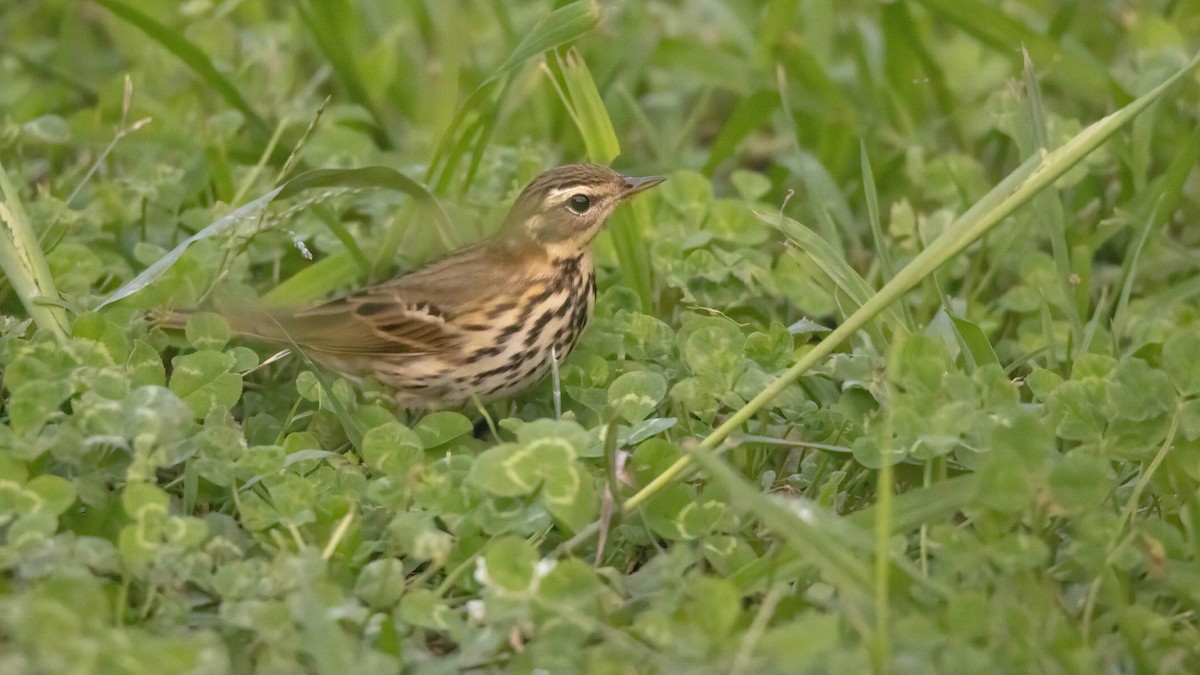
[362,252,596,408]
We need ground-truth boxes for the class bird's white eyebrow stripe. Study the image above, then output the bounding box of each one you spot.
[546,186,586,198]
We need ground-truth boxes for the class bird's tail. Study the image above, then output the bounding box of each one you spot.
[157,306,298,345]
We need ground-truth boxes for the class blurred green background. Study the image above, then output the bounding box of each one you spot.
[2,1,1200,672]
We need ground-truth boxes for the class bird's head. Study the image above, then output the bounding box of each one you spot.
[501,163,665,254]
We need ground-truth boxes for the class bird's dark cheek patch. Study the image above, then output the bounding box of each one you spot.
[534,223,578,244]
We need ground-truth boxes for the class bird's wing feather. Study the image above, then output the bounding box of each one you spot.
[274,289,459,355]
[245,239,539,356]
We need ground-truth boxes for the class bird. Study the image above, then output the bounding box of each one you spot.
[167,163,665,409]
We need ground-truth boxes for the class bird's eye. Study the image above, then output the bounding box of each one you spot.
[568,194,591,214]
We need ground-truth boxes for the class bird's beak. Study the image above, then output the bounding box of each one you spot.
[619,175,667,199]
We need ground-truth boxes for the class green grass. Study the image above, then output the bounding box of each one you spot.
[3,1,1200,672]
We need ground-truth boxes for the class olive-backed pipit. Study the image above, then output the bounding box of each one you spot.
[168,164,664,409]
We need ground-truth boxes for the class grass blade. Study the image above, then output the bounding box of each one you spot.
[0,159,70,338]
[426,0,599,186]
[93,0,268,134]
[260,252,361,308]
[546,47,657,311]
[686,444,874,606]
[767,211,906,338]
[553,48,620,163]
[1112,124,1200,346]
[1018,50,1085,350]
[295,0,392,148]
[913,0,1122,102]
[99,185,285,309]
[860,142,913,330]
[311,204,370,276]
[728,474,981,592]
[101,167,449,309]
[702,90,780,175]
[860,144,893,283]
[949,313,1002,370]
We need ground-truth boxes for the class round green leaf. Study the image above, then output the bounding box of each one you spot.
[184,312,231,350]
[686,577,740,640]
[354,558,406,609]
[1163,329,1200,397]
[1180,399,1200,443]
[169,350,242,417]
[387,512,453,565]
[122,482,169,520]
[362,422,423,476]
[296,371,322,401]
[468,443,542,496]
[537,558,601,609]
[413,411,474,448]
[398,588,462,632]
[630,439,683,485]
[25,475,76,516]
[683,323,746,388]
[607,371,668,423]
[8,379,72,434]
[22,114,70,143]
[484,536,538,592]
[1048,380,1109,441]
[8,511,60,546]
[71,312,131,361]
[542,461,597,533]
[730,169,771,201]
[0,457,28,483]
[122,386,196,452]
[1049,453,1112,514]
[1108,358,1174,421]
[643,484,695,540]
[228,346,260,372]
[516,419,590,457]
[128,340,167,387]
[678,500,725,539]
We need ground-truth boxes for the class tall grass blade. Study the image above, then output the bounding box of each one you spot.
[101,167,449,308]
[0,160,70,338]
[702,90,779,175]
[296,0,392,148]
[728,474,981,591]
[555,48,621,163]
[261,252,361,308]
[548,47,656,310]
[860,143,913,330]
[427,0,599,186]
[686,444,874,606]
[1112,125,1200,346]
[1019,50,1085,350]
[93,0,268,135]
[768,212,906,338]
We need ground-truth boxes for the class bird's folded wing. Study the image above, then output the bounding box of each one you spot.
[233,241,520,356]
[256,289,460,356]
